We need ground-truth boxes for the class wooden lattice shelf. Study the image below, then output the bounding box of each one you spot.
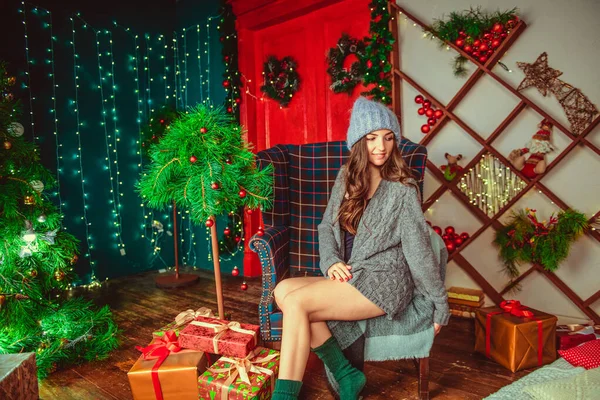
[388,2,600,323]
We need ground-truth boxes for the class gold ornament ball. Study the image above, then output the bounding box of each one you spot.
[55,271,65,281]
[24,195,35,205]
[70,254,79,265]
[3,140,12,150]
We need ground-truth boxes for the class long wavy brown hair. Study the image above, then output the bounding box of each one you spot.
[338,135,416,234]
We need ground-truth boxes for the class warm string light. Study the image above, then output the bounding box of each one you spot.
[459,154,527,217]
[204,20,211,104]
[197,24,203,104]
[144,34,154,116]
[182,31,188,107]
[241,74,265,102]
[173,34,181,109]
[159,34,169,102]
[19,1,36,142]
[70,15,98,283]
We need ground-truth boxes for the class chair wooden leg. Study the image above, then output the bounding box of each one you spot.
[418,357,429,400]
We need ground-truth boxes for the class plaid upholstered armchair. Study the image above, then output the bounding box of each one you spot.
[248,138,427,342]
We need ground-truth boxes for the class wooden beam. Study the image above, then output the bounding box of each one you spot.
[453,253,504,305]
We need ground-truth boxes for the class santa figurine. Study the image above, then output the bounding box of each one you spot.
[508,118,555,179]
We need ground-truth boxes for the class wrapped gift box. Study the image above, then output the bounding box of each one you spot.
[128,333,210,400]
[179,316,259,358]
[556,329,597,351]
[475,301,557,372]
[0,353,38,400]
[153,307,215,338]
[198,347,280,400]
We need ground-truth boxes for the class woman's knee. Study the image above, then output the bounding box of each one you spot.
[273,279,295,310]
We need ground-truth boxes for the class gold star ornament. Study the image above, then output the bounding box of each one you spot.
[516,52,563,96]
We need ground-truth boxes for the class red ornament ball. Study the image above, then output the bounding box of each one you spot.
[479,43,488,52]
[227,107,233,113]
[433,226,442,236]
[455,38,465,47]
[422,100,431,109]
[211,182,220,190]
[479,55,488,63]
[223,80,230,88]
[421,124,430,134]
[240,282,248,291]
[414,95,424,104]
[473,39,481,47]
[235,236,241,243]
[454,237,464,247]
[458,31,466,37]
[491,39,501,48]
[425,108,434,118]
[189,155,198,163]
[427,117,437,126]
[224,227,231,236]
[433,109,443,119]
[483,33,492,40]
[226,158,232,164]
[224,55,230,62]
[460,232,470,240]
[442,234,449,241]
[500,33,508,39]
[463,45,473,53]
[231,266,240,277]
[446,242,456,253]
[238,189,247,198]
[445,226,455,235]
[417,107,426,116]
[256,228,264,237]
[426,220,432,226]
[200,127,208,134]
[235,97,241,104]
[493,22,503,32]
[246,208,253,215]
[205,219,214,228]
[159,119,165,124]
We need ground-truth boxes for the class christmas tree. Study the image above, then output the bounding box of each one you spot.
[137,104,273,318]
[0,62,119,378]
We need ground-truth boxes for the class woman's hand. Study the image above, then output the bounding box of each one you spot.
[327,262,352,282]
[434,323,442,336]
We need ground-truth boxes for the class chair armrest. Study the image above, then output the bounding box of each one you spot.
[248,225,290,302]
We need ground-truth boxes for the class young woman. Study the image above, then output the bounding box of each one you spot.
[271,97,449,400]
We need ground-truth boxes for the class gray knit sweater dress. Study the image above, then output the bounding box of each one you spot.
[317,166,450,326]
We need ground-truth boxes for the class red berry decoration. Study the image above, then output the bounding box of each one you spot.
[238,189,247,198]
[200,127,208,134]
[421,124,430,134]
[414,95,424,104]
[211,182,220,190]
[427,117,437,126]
[463,45,473,53]
[159,119,165,124]
[455,38,465,47]
[256,227,264,237]
[227,107,233,113]
[366,59,373,69]
[445,226,455,235]
[205,219,214,228]
[422,100,431,109]
[226,158,232,164]
[433,109,443,119]
[231,266,240,277]
[240,282,248,291]
[454,237,463,247]
[446,242,456,253]
[235,97,241,104]
[460,232,470,240]
[189,155,198,163]
[425,108,434,118]
[417,107,426,116]
[433,226,442,236]
[224,227,231,236]
[493,22,503,32]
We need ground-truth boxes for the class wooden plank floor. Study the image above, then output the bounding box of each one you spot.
[39,269,532,399]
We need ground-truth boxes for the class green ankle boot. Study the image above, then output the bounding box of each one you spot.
[272,379,303,400]
[312,336,366,400]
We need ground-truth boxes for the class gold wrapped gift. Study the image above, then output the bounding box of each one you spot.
[475,301,557,372]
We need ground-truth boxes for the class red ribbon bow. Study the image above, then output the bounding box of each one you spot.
[136,331,182,400]
[500,300,535,318]
[486,300,544,367]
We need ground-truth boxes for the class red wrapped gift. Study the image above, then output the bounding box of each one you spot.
[153,307,215,338]
[556,331,597,351]
[179,316,259,358]
[198,347,280,400]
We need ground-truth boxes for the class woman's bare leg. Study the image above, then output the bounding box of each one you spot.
[273,277,334,348]
[277,279,385,381]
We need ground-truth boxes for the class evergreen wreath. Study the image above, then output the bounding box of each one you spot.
[327,33,366,95]
[494,208,589,280]
[260,56,300,108]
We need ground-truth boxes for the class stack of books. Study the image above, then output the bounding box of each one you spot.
[447,287,484,319]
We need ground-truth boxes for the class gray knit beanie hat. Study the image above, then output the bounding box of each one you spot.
[346,96,401,150]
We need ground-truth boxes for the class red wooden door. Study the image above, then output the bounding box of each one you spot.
[233,0,371,276]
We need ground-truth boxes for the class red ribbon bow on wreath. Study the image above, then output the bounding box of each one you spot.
[136,331,185,400]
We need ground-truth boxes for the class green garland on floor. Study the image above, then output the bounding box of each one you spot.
[362,0,394,104]
[494,208,589,279]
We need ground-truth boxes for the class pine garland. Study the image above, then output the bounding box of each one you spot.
[218,0,242,118]
[494,208,589,279]
[137,105,273,225]
[362,0,394,104]
[327,33,366,95]
[260,56,300,108]
[0,61,119,378]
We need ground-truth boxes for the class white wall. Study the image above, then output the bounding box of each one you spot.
[397,0,600,323]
